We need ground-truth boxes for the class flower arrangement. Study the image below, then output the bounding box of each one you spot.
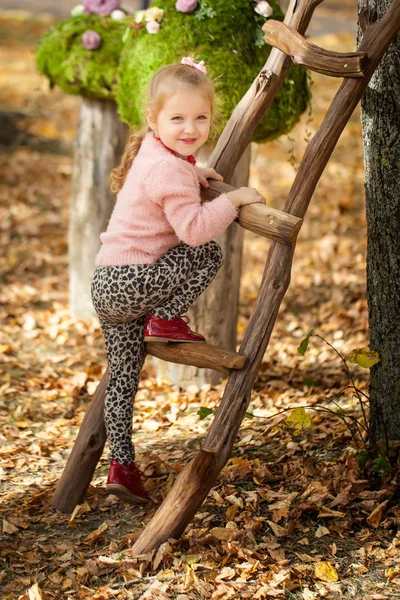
[36,0,309,143]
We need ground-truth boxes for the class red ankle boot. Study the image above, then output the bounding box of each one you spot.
[144,315,206,343]
[106,460,150,504]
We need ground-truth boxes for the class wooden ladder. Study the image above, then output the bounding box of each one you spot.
[52,0,400,553]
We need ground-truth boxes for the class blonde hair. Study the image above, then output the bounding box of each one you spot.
[110,62,216,193]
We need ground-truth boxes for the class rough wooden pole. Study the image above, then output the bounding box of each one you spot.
[131,0,400,554]
[69,99,128,317]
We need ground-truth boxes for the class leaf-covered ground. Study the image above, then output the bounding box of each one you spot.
[1,10,400,600]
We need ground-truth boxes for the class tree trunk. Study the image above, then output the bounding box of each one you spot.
[151,145,251,388]
[69,98,128,317]
[359,0,400,442]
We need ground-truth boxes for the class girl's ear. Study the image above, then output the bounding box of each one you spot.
[146,108,156,130]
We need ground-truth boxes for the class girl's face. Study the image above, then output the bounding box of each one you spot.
[147,85,211,158]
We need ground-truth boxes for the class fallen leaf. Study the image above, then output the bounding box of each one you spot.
[210,527,234,541]
[315,526,330,538]
[86,521,108,542]
[366,500,388,528]
[28,583,43,600]
[68,502,91,525]
[3,519,18,534]
[314,561,339,582]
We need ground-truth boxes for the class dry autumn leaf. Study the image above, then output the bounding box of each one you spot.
[366,500,389,528]
[28,583,43,600]
[210,527,234,541]
[68,502,91,525]
[314,561,339,582]
[85,521,108,542]
[3,519,18,534]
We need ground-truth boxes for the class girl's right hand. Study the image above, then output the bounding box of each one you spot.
[226,187,265,209]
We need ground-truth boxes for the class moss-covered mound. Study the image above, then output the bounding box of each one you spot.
[36,14,130,99]
[117,0,310,143]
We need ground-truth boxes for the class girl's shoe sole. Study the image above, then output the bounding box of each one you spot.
[106,483,149,504]
[143,336,206,343]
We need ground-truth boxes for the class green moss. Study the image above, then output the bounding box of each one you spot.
[117,0,310,143]
[35,15,130,99]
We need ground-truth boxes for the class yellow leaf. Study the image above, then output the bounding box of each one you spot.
[348,347,380,369]
[0,344,12,354]
[284,407,312,435]
[314,561,339,582]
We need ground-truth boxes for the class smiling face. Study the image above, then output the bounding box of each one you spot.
[146,85,211,158]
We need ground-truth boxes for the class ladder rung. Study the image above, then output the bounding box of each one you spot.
[202,182,302,245]
[263,21,367,78]
[145,341,246,373]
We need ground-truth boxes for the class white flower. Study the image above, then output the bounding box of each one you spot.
[146,20,160,34]
[110,9,126,20]
[134,9,146,22]
[254,1,273,18]
[145,6,164,22]
[71,4,85,16]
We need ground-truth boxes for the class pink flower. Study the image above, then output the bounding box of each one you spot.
[146,20,160,34]
[82,30,102,50]
[254,1,273,17]
[83,0,121,15]
[175,0,198,13]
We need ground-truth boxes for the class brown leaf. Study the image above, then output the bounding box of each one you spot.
[317,506,346,518]
[2,519,18,534]
[85,521,108,542]
[210,527,234,541]
[366,500,388,528]
[267,520,285,537]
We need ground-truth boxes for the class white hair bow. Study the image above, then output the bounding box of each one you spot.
[181,57,207,74]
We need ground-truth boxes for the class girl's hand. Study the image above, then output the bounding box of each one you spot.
[226,187,265,209]
[195,166,224,188]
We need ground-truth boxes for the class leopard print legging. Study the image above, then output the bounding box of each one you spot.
[91,241,223,464]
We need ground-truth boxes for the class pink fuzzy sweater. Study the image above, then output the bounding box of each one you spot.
[96,133,238,266]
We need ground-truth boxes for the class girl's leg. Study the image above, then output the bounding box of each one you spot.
[151,240,223,319]
[99,316,146,465]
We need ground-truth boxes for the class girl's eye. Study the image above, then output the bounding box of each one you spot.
[197,115,207,120]
[172,116,182,121]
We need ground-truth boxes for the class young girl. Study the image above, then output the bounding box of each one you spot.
[91,57,264,504]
